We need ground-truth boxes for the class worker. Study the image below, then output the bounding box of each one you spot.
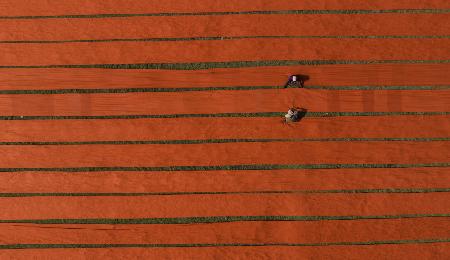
[285,107,300,122]
[285,107,307,123]
[284,75,304,88]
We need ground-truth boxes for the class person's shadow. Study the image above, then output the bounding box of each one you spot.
[293,107,308,122]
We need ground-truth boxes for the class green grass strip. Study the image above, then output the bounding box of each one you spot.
[0,86,279,94]
[0,214,448,225]
[1,239,449,249]
[305,85,450,90]
[1,9,449,19]
[1,35,449,44]
[1,112,449,120]
[0,85,448,94]
[1,188,449,197]
[1,60,449,70]
[1,163,448,172]
[1,138,448,146]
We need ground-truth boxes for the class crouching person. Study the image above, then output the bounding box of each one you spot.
[284,107,307,123]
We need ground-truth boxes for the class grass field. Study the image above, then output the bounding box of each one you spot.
[0,1,449,259]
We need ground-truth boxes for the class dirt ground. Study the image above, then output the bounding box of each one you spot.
[0,1,449,259]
